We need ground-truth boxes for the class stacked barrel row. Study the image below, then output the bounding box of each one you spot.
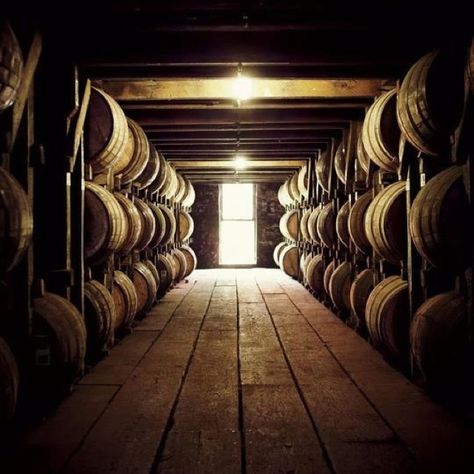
[276,41,473,395]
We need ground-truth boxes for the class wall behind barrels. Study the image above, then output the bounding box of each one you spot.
[192,182,281,268]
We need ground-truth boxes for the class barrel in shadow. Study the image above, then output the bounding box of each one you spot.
[114,193,142,255]
[156,253,174,296]
[132,262,157,315]
[317,202,336,248]
[348,190,372,254]
[323,261,335,298]
[329,261,352,312]
[336,201,351,248]
[133,197,156,251]
[148,203,166,249]
[350,269,374,331]
[119,118,149,184]
[316,149,330,193]
[112,271,138,333]
[279,244,299,278]
[158,204,177,246]
[305,254,325,294]
[334,142,347,185]
[180,245,197,278]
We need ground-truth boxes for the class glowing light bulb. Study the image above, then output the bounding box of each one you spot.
[234,156,247,170]
[232,76,253,101]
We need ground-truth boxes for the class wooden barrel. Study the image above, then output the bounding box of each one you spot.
[409,165,467,271]
[143,259,160,292]
[168,252,180,283]
[135,142,160,190]
[316,149,330,193]
[0,337,19,425]
[0,166,33,273]
[114,193,142,255]
[179,210,194,241]
[148,151,168,195]
[336,201,350,248]
[290,173,301,202]
[147,203,166,249]
[334,142,347,184]
[364,181,406,264]
[181,178,196,208]
[84,280,115,355]
[307,207,322,243]
[132,262,157,313]
[397,49,464,156]
[329,262,352,311]
[348,191,372,254]
[161,163,179,200]
[112,271,138,331]
[362,89,400,172]
[85,182,127,264]
[156,254,174,296]
[32,292,87,390]
[120,119,149,184]
[158,204,177,246]
[357,133,370,175]
[349,269,374,328]
[297,165,309,200]
[365,276,409,359]
[317,202,336,248]
[299,208,312,242]
[300,252,312,284]
[133,197,156,251]
[306,254,325,294]
[85,87,128,174]
[180,245,197,277]
[278,182,293,207]
[279,244,299,278]
[175,173,187,203]
[279,209,299,242]
[172,248,188,282]
[0,21,23,112]
[323,261,335,297]
[273,242,287,267]
[410,292,468,387]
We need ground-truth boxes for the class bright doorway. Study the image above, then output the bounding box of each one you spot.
[219,183,257,265]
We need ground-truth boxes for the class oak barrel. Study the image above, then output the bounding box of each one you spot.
[409,165,467,271]
[316,150,330,193]
[300,252,312,285]
[175,173,187,203]
[132,262,157,313]
[348,191,372,254]
[143,259,161,293]
[290,172,301,202]
[329,262,352,312]
[361,89,400,172]
[357,133,370,175]
[0,21,23,112]
[334,142,347,184]
[112,271,138,331]
[156,253,174,296]
[323,261,335,297]
[158,204,177,246]
[397,49,464,156]
[297,165,309,200]
[364,181,406,264]
[179,210,194,242]
[278,181,293,207]
[120,118,149,184]
[317,202,336,248]
[307,207,322,244]
[349,269,374,328]
[365,276,409,359]
[114,193,142,255]
[0,337,19,425]
[0,166,33,273]
[279,244,299,278]
[134,197,156,251]
[180,245,197,277]
[299,208,312,242]
[336,201,350,248]
[273,242,288,267]
[148,151,168,195]
[172,248,188,282]
[181,178,196,208]
[279,209,299,242]
[148,203,166,249]
[84,182,127,264]
[135,142,160,190]
[306,254,325,294]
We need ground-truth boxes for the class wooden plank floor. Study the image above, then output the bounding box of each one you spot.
[7,269,474,473]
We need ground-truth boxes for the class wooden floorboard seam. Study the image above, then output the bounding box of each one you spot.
[150,278,218,473]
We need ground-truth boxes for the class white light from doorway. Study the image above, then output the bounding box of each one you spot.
[232,75,253,101]
[234,155,247,170]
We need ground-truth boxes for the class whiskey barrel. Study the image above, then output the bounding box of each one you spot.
[179,210,194,242]
[362,89,400,172]
[168,252,180,283]
[350,269,374,328]
[323,261,335,297]
[113,193,142,255]
[317,202,336,248]
[279,244,299,278]
[180,245,197,277]
[148,151,168,195]
[410,291,468,387]
[278,181,293,207]
[365,276,409,359]
[112,271,138,331]
[297,165,309,200]
[364,181,406,264]
[175,173,187,203]
[300,208,312,242]
[132,262,157,313]
[147,203,166,249]
[357,133,370,175]
[133,197,156,251]
[160,162,177,200]
[181,178,196,208]
[329,262,352,312]
[307,207,322,244]
[306,254,325,294]
[158,204,177,246]
[120,119,149,184]
[273,242,288,267]
[85,88,128,174]
[409,165,467,271]
[135,142,160,190]
[33,292,87,390]
[172,248,188,282]
[279,209,299,242]
[300,252,312,285]
[156,253,174,296]
[0,166,33,273]
[336,201,350,248]
[0,21,23,112]
[84,182,127,264]
[397,49,464,156]
[84,280,115,355]
[348,190,372,254]
[316,149,330,193]
[334,142,347,184]
[0,337,19,425]
[290,173,301,202]
[143,259,160,292]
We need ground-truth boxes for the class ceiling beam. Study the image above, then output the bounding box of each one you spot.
[170,159,306,169]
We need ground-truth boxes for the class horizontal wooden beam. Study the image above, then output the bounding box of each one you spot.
[170,159,306,169]
[100,78,392,101]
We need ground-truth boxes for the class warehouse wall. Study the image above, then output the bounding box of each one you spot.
[192,183,282,268]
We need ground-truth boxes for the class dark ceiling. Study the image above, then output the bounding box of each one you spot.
[8,1,474,182]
